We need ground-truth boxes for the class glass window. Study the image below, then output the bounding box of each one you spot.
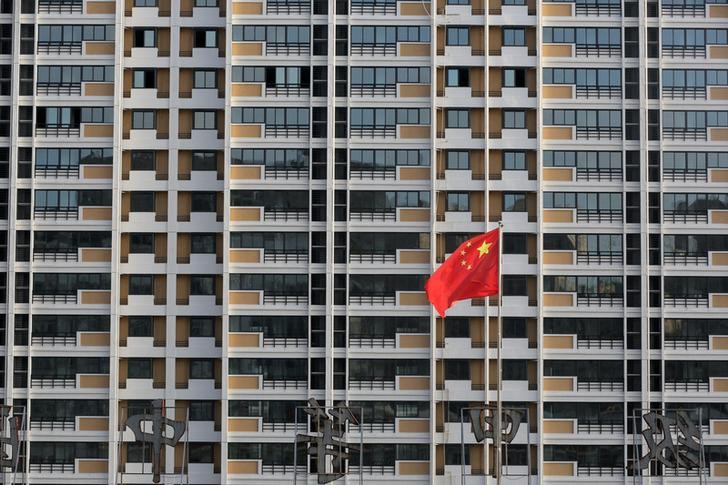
[503,151,526,170]
[503,110,526,129]
[446,192,470,211]
[131,111,155,130]
[446,151,470,170]
[503,27,526,46]
[446,109,470,129]
[504,193,527,212]
[446,27,469,46]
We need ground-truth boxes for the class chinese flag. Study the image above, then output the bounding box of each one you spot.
[425,228,500,317]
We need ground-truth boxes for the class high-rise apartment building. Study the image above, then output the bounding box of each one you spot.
[1,0,727,482]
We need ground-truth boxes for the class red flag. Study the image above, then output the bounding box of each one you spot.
[425,228,499,317]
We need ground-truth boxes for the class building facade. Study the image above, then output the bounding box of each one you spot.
[0,0,727,482]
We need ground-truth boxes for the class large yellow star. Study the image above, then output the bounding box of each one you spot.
[477,240,492,257]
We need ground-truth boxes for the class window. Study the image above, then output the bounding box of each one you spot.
[128,316,153,337]
[190,317,215,337]
[503,193,527,212]
[18,106,32,137]
[131,111,155,130]
[446,151,470,170]
[190,275,215,295]
[193,70,217,89]
[446,109,470,129]
[503,110,526,129]
[445,318,469,338]
[21,24,36,56]
[190,192,216,212]
[193,111,216,130]
[191,234,216,254]
[189,401,214,421]
[130,233,154,253]
[130,192,154,212]
[133,29,156,48]
[503,68,526,88]
[128,359,152,379]
[503,151,526,170]
[134,0,156,6]
[503,276,527,296]
[194,30,217,48]
[192,152,217,171]
[133,69,156,89]
[196,0,218,5]
[129,275,153,295]
[446,192,470,212]
[444,359,470,380]
[131,151,155,171]
[446,67,469,87]
[503,27,526,46]
[19,65,33,96]
[503,234,527,254]
[190,360,214,379]
[446,27,469,46]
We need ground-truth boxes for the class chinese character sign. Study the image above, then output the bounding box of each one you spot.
[124,400,187,483]
[295,398,360,484]
[468,406,522,444]
[0,406,19,471]
[633,410,703,471]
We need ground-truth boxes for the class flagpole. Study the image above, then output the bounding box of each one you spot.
[495,220,503,485]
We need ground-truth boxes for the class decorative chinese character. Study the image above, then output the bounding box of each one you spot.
[468,406,522,444]
[0,406,19,471]
[296,398,359,484]
[124,400,186,483]
[634,411,702,471]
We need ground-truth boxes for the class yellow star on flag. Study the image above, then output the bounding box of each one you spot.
[477,241,492,257]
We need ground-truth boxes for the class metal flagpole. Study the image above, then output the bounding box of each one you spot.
[495,221,504,485]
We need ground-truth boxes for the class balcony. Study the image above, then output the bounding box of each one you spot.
[576,294,623,307]
[664,252,709,265]
[349,379,396,390]
[664,296,710,307]
[663,211,709,224]
[266,0,311,13]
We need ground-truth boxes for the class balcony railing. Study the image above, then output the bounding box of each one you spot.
[349,294,396,305]
[37,42,82,55]
[34,166,80,179]
[661,3,705,16]
[662,168,708,182]
[31,335,77,346]
[350,126,397,138]
[351,43,397,56]
[36,83,82,96]
[577,466,624,476]
[264,167,309,180]
[662,45,706,58]
[576,338,623,349]
[350,422,396,433]
[576,294,623,307]
[664,338,709,350]
[266,0,311,13]
[260,294,306,306]
[349,253,396,264]
[261,379,307,389]
[351,1,397,13]
[576,421,624,434]
[265,85,310,97]
[265,43,310,56]
[575,167,622,181]
[261,464,307,474]
[575,44,621,57]
[262,337,307,347]
[576,251,622,265]
[30,377,76,388]
[576,380,623,391]
[575,3,621,14]
[663,252,708,265]
[575,209,622,223]
[349,336,396,348]
[32,294,78,304]
[263,251,308,263]
[575,126,622,140]
[33,251,80,262]
[349,465,396,475]
[36,125,81,137]
[662,127,707,141]
[261,422,307,432]
[575,85,622,99]
[263,210,308,221]
[349,169,397,180]
[265,125,309,138]
[349,211,396,222]
[29,463,76,473]
[34,207,80,220]
[29,419,75,430]
[663,211,708,223]
[38,0,83,13]
[351,85,397,97]
[664,380,709,392]
[663,296,709,307]
[662,86,707,100]
[349,379,396,390]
